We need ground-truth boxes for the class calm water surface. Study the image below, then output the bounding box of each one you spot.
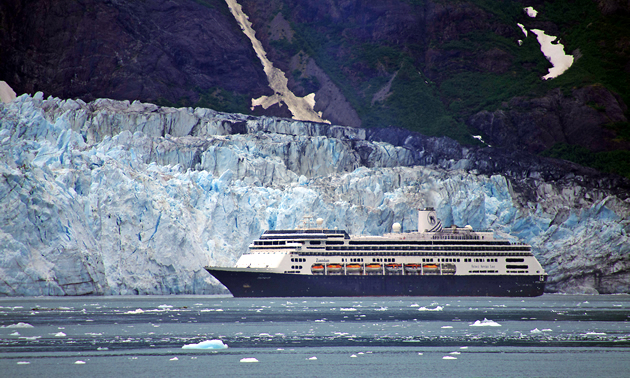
[1,294,629,377]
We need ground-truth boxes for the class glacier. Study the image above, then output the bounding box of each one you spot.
[0,93,629,296]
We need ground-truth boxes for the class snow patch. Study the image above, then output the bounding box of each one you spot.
[531,29,574,80]
[225,0,329,124]
[524,7,538,17]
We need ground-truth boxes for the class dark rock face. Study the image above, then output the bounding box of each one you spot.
[367,125,630,202]
[0,0,271,104]
[469,86,629,153]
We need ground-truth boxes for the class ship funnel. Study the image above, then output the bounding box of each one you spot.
[418,207,442,232]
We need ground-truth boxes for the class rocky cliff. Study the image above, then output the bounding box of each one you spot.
[1,94,629,296]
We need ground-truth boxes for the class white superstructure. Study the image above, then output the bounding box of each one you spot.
[234,208,546,279]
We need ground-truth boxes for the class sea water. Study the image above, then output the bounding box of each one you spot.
[1,294,629,377]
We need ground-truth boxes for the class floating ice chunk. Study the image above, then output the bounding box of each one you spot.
[19,336,41,340]
[524,7,537,17]
[375,307,388,311]
[97,347,109,351]
[182,339,228,350]
[450,351,461,355]
[308,356,317,360]
[17,361,30,365]
[74,361,86,365]
[460,347,468,349]
[54,332,66,337]
[240,357,259,363]
[10,331,19,336]
[441,326,453,329]
[418,352,423,355]
[410,304,420,307]
[350,354,358,358]
[469,318,501,327]
[542,329,553,332]
[170,357,178,361]
[158,304,173,309]
[340,308,357,311]
[530,328,542,334]
[517,23,528,37]
[418,306,443,312]
[3,322,34,328]
[125,309,144,314]
[584,332,606,336]
[443,356,457,360]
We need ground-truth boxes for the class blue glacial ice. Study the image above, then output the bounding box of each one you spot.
[0,93,629,296]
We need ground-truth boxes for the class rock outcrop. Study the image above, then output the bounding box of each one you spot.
[0,0,270,105]
[1,94,629,296]
[469,86,629,154]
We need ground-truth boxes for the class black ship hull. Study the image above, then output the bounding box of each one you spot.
[205,267,547,297]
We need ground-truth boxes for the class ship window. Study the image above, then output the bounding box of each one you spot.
[506,258,525,262]
[311,241,321,245]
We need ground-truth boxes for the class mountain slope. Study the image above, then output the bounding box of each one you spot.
[1,0,629,175]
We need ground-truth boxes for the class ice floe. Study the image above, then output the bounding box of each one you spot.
[2,322,34,328]
[418,306,443,312]
[182,339,228,350]
[469,318,502,327]
[240,357,259,363]
[125,309,144,314]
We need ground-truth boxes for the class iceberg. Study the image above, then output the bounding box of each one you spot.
[469,318,502,327]
[240,357,259,363]
[0,94,628,296]
[182,339,228,349]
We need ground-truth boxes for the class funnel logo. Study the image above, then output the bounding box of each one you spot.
[428,214,437,225]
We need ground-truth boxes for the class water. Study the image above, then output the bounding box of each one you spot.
[1,294,629,377]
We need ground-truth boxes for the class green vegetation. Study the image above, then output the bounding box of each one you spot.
[541,143,630,178]
[194,87,251,114]
[156,87,251,115]
[189,0,629,175]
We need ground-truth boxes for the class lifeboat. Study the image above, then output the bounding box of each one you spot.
[385,263,402,275]
[365,263,382,275]
[311,264,325,275]
[345,263,363,275]
[423,264,439,275]
[326,264,343,274]
[404,263,421,274]
[441,263,456,275]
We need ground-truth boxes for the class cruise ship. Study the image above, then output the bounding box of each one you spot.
[205,208,547,297]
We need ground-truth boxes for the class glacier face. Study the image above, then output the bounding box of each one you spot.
[1,93,629,296]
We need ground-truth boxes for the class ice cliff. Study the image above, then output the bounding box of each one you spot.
[1,93,629,296]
